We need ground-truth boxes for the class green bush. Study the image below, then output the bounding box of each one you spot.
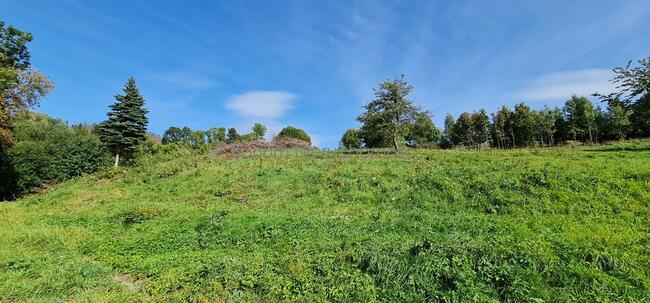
[6,112,110,196]
[277,126,311,144]
[340,128,361,149]
[0,150,16,199]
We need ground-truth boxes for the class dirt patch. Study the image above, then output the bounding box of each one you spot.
[83,256,146,293]
[113,272,144,293]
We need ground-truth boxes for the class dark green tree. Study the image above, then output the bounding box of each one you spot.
[602,103,631,140]
[563,96,597,142]
[595,57,650,138]
[162,127,184,144]
[471,109,490,149]
[226,127,239,144]
[359,114,392,148]
[206,127,225,144]
[97,77,148,167]
[252,123,267,140]
[440,113,455,149]
[340,128,361,149]
[535,106,564,146]
[189,130,206,148]
[406,112,440,147]
[490,106,513,149]
[511,103,536,147]
[452,112,473,147]
[357,75,422,152]
[630,94,650,137]
[6,112,109,197]
[0,21,32,70]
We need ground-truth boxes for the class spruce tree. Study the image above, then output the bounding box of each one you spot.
[98,77,148,167]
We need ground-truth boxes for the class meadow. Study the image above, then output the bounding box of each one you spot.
[1,141,649,302]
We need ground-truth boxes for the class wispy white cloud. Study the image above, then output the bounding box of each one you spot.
[225,91,296,119]
[511,69,615,101]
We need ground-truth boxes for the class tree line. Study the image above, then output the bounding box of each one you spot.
[341,58,650,151]
[160,123,311,148]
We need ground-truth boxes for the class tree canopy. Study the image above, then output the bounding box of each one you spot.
[1,22,52,151]
[97,77,148,167]
[252,123,267,140]
[340,128,361,149]
[277,126,311,144]
[357,75,424,152]
[226,128,240,144]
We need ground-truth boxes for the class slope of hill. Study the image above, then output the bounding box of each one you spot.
[1,142,649,302]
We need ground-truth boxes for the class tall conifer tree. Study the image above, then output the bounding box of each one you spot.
[98,77,148,167]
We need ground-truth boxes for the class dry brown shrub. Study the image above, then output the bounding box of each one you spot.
[214,137,313,154]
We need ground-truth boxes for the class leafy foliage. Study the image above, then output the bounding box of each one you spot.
[226,127,239,144]
[595,57,650,138]
[358,75,423,151]
[595,57,650,105]
[630,93,650,137]
[440,114,455,149]
[405,112,440,147]
[277,126,311,144]
[3,112,110,197]
[252,123,267,140]
[564,96,597,142]
[0,21,33,70]
[0,22,53,150]
[340,128,361,149]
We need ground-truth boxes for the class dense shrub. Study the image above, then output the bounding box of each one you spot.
[276,126,311,144]
[0,150,16,199]
[5,112,110,196]
[340,128,361,149]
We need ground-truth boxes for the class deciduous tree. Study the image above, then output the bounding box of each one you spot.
[595,57,650,138]
[252,123,267,140]
[563,96,597,143]
[0,22,52,151]
[357,75,421,152]
[406,112,440,147]
[440,114,455,149]
[471,109,490,149]
[340,128,361,149]
[452,112,473,147]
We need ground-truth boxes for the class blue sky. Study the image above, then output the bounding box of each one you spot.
[3,0,650,148]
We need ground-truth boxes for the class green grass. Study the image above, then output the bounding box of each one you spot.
[1,141,649,302]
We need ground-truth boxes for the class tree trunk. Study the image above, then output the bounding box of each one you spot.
[393,133,399,154]
[114,153,120,167]
[572,123,576,141]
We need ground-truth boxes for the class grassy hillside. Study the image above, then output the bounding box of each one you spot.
[1,142,649,302]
